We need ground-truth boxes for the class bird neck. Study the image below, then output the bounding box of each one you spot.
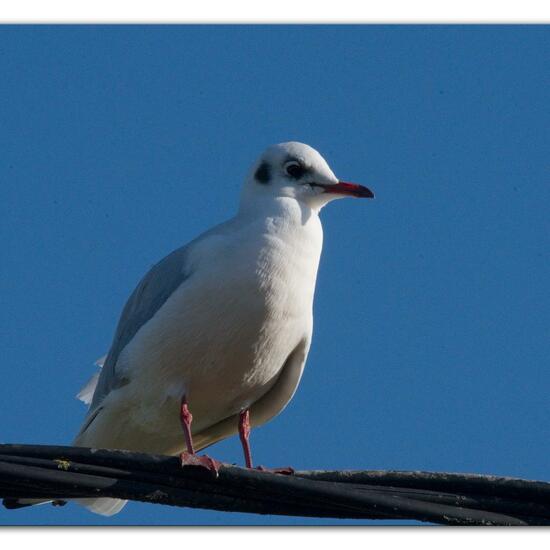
[237,197,324,279]
[238,195,319,228]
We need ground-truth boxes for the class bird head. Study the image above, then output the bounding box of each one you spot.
[241,142,374,212]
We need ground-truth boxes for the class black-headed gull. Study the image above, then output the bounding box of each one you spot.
[21,142,374,516]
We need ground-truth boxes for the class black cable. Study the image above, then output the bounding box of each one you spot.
[1,444,548,525]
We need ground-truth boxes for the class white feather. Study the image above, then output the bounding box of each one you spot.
[76,356,106,405]
[76,372,100,405]
[75,498,128,516]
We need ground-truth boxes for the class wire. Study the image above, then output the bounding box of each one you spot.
[1,444,549,525]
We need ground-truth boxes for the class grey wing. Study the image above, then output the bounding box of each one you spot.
[86,243,194,414]
[75,218,236,438]
[82,219,234,419]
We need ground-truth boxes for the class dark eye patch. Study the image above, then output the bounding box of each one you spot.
[254,162,271,184]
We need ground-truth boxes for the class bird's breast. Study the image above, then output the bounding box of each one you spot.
[119,213,323,432]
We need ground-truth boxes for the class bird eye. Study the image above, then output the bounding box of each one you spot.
[285,161,305,179]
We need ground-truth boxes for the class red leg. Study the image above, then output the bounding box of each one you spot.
[239,409,253,468]
[180,395,195,454]
[237,409,293,474]
[179,395,221,475]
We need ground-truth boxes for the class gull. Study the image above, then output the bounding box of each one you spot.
[17,141,374,516]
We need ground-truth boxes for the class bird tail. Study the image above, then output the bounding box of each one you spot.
[74,498,128,516]
[3,356,128,517]
[3,498,54,509]
[3,497,127,516]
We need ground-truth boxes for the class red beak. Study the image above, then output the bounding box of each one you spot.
[320,181,374,198]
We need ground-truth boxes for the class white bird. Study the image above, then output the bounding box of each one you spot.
[19,141,374,516]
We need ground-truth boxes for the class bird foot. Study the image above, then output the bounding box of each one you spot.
[256,465,295,475]
[180,452,221,477]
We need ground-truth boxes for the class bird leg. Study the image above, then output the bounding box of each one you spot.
[179,394,221,475]
[239,409,253,468]
[180,395,195,454]
[238,409,293,475]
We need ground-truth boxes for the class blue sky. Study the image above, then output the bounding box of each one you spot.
[1,25,549,525]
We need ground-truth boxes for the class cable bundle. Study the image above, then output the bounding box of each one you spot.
[2,444,550,525]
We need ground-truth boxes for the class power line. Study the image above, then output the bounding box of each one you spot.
[2,444,549,525]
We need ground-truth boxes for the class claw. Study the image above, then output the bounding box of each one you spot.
[180,451,221,477]
[256,465,295,475]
